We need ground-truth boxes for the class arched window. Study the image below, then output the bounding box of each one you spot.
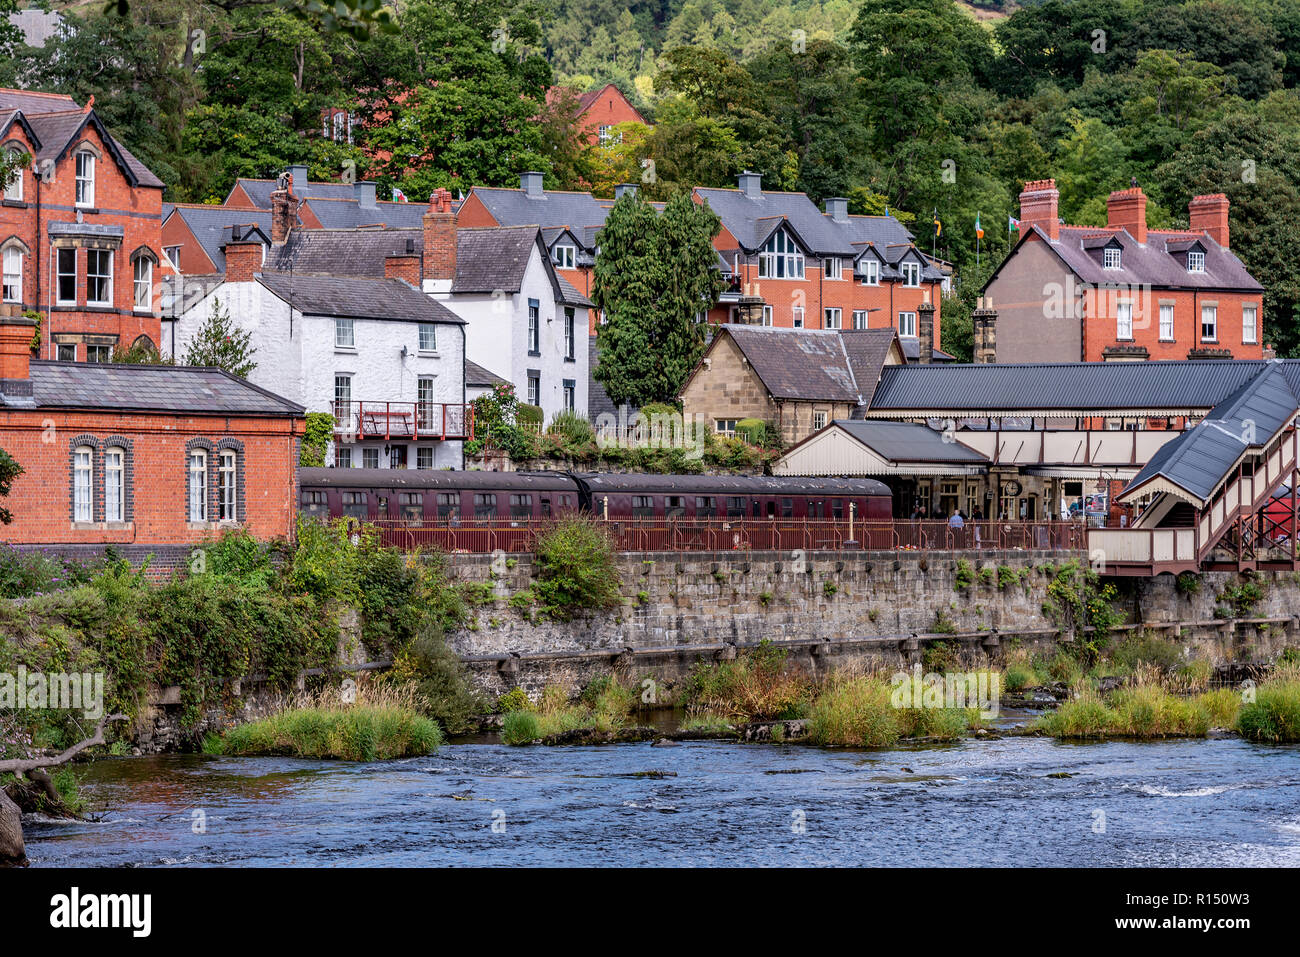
[73,446,94,522]
[188,448,207,522]
[133,256,152,310]
[104,447,125,522]
[3,147,22,202]
[1,246,20,303]
[218,449,237,521]
[75,150,95,208]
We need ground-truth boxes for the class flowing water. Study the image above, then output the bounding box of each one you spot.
[22,731,1300,867]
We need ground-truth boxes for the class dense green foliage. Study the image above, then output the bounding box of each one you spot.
[521,515,625,619]
[0,450,22,526]
[299,412,337,468]
[183,300,257,379]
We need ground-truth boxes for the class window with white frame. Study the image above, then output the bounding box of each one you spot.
[363,448,379,469]
[852,310,869,329]
[1159,303,1174,341]
[1201,303,1218,340]
[715,419,737,437]
[898,311,917,337]
[1243,303,1258,344]
[3,148,22,201]
[551,245,575,269]
[417,376,436,430]
[56,248,76,304]
[1103,246,1121,270]
[2,247,20,302]
[163,245,181,268]
[860,258,879,285]
[188,449,207,522]
[74,446,93,522]
[901,261,920,287]
[823,257,842,280]
[563,379,575,413]
[1116,301,1133,339]
[528,300,540,353]
[418,322,437,353]
[86,344,110,363]
[527,373,540,406]
[416,447,434,470]
[334,374,352,425]
[86,249,111,305]
[758,230,804,279]
[564,307,575,359]
[1188,250,1205,273]
[823,308,842,329]
[792,306,804,328]
[105,447,124,523]
[760,305,773,326]
[597,125,621,146]
[75,151,95,208]
[335,317,355,348]
[218,449,237,521]
[133,257,151,311]
[813,410,827,431]
[336,447,352,468]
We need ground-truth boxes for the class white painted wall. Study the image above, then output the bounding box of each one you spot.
[168,278,466,469]
[430,246,589,423]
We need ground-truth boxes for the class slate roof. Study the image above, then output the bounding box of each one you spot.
[696,186,856,256]
[4,102,166,189]
[266,227,420,277]
[1000,223,1261,292]
[303,196,428,229]
[838,329,902,407]
[899,339,957,363]
[1122,363,1300,504]
[0,89,76,114]
[829,420,990,464]
[466,360,508,388]
[452,226,540,293]
[233,177,360,206]
[164,205,273,272]
[19,361,303,415]
[256,273,464,324]
[719,325,864,403]
[867,359,1292,415]
[468,186,610,249]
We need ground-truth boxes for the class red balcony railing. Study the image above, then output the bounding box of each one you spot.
[364,518,1086,555]
[333,401,473,441]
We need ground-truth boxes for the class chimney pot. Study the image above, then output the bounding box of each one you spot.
[1107,185,1148,244]
[1018,179,1060,242]
[1189,193,1230,249]
[423,188,457,283]
[0,313,38,392]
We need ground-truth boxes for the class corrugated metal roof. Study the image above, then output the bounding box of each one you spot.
[574,473,891,495]
[1123,362,1299,503]
[831,420,989,463]
[869,359,1277,414]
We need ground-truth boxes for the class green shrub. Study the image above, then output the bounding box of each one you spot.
[501,709,543,744]
[954,559,974,591]
[806,675,900,747]
[530,515,624,619]
[1110,632,1182,674]
[517,403,544,429]
[734,418,766,445]
[1237,674,1300,742]
[497,687,533,713]
[922,639,961,673]
[1037,696,1117,738]
[299,412,336,467]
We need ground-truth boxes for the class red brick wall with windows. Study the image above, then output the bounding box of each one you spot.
[574,85,646,147]
[0,114,163,359]
[1081,284,1264,362]
[0,409,301,546]
[160,207,219,275]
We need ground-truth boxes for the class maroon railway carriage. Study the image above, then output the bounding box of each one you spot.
[571,473,892,521]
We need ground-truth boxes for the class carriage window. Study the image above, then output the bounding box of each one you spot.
[781,498,794,519]
[377,496,389,519]
[831,499,844,520]
[437,492,459,519]
[400,492,423,522]
[807,499,818,519]
[726,496,746,518]
[341,492,367,518]
[474,493,498,520]
[301,491,328,517]
[665,496,685,519]
[696,496,717,518]
[510,494,533,519]
[765,501,777,518]
[631,495,655,518]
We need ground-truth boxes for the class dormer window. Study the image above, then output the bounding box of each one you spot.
[75,151,95,208]
[1188,250,1205,273]
[860,258,879,286]
[551,244,575,270]
[1103,247,1121,270]
[901,261,920,287]
[758,229,804,279]
[823,256,842,280]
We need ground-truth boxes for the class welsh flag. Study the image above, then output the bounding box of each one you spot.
[392,187,408,203]
[1008,215,1021,233]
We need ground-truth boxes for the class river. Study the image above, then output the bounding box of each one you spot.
[22,732,1300,867]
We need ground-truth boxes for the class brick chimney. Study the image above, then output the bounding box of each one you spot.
[224,240,263,282]
[1189,193,1230,249]
[972,296,998,364]
[1107,186,1148,244]
[1018,179,1060,242]
[384,253,421,286]
[270,184,297,244]
[422,187,457,287]
[917,301,935,365]
[0,306,37,400]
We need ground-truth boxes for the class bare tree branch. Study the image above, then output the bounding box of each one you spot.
[0,713,127,776]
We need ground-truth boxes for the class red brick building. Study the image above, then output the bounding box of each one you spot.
[0,311,304,564]
[547,83,647,147]
[983,179,1265,363]
[1,88,164,361]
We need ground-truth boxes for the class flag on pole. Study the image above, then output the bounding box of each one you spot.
[932,208,942,238]
[975,212,984,240]
[392,187,408,203]
[1008,215,1020,233]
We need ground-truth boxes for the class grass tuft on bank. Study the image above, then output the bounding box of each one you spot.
[498,676,641,745]
[1237,670,1300,743]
